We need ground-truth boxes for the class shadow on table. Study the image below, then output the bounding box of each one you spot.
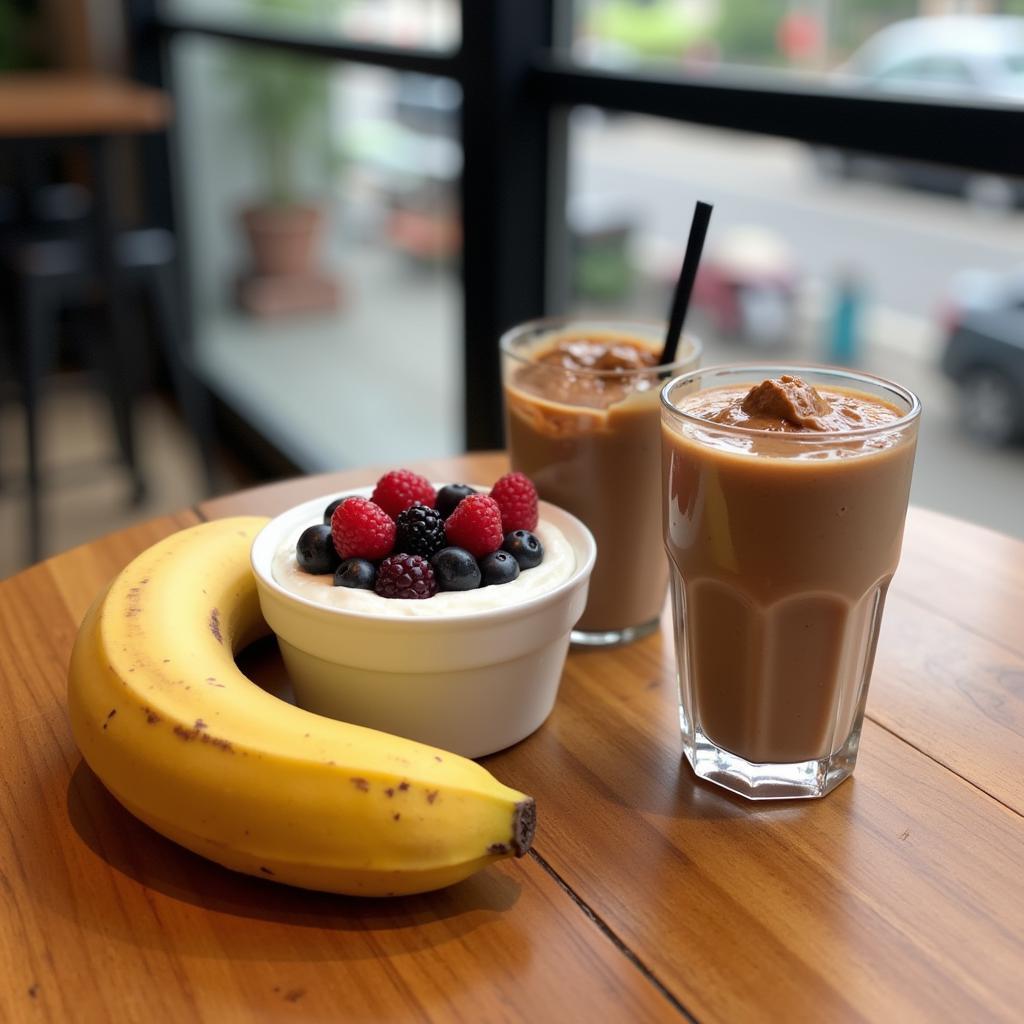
[64,760,522,961]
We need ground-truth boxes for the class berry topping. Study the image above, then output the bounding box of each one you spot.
[331,497,396,561]
[296,523,342,575]
[371,469,436,520]
[479,550,521,587]
[334,558,376,590]
[430,547,482,591]
[490,472,538,532]
[436,483,477,519]
[374,553,437,599]
[323,496,349,524]
[395,503,447,559]
[502,529,544,569]
[444,494,504,558]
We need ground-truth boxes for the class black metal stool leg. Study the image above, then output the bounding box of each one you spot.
[147,262,219,494]
[18,278,58,564]
[91,137,146,506]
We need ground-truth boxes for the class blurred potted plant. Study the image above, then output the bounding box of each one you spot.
[226,0,342,314]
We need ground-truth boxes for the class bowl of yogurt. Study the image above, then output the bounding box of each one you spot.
[250,485,596,757]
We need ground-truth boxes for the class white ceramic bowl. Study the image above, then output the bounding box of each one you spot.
[250,487,596,758]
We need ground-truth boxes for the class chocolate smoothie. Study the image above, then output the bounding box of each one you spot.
[661,369,920,796]
[503,322,700,642]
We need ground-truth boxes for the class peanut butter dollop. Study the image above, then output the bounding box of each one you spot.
[694,375,898,433]
[739,375,833,430]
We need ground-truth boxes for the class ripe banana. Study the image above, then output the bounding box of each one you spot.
[67,516,535,896]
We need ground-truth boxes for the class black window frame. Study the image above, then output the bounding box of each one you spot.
[128,0,1024,453]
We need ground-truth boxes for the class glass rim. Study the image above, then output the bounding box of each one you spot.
[499,315,703,376]
[660,363,922,441]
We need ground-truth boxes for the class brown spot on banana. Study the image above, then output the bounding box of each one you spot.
[512,799,536,857]
[209,608,223,644]
[172,724,234,751]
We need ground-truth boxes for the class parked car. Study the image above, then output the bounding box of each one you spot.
[941,268,1024,445]
[816,15,1024,205]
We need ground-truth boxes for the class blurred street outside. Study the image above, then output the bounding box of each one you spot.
[572,114,1024,538]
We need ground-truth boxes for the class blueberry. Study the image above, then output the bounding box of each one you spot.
[479,550,520,587]
[296,523,341,575]
[430,546,482,591]
[502,529,543,569]
[436,483,477,519]
[323,496,349,524]
[334,558,376,590]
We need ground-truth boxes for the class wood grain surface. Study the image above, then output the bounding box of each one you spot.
[3,454,1022,1022]
[0,72,170,137]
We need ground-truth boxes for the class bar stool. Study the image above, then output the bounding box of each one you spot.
[0,72,214,562]
[3,225,217,561]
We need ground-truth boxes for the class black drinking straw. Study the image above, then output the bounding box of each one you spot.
[661,200,713,365]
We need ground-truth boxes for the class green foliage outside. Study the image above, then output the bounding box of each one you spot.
[714,0,788,66]
[591,0,707,57]
[223,0,342,206]
[0,0,40,71]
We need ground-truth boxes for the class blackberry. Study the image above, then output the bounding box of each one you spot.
[374,553,437,600]
[394,503,447,558]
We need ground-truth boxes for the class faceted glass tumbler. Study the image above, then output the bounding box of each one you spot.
[661,365,921,799]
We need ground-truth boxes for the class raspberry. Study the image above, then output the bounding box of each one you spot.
[395,503,447,559]
[374,553,437,599]
[331,497,396,561]
[490,472,538,532]
[371,469,436,520]
[444,494,504,558]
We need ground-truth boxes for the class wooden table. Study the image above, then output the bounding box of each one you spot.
[0,72,170,138]
[2,453,1022,1022]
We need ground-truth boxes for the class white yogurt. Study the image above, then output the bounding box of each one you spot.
[272,520,576,617]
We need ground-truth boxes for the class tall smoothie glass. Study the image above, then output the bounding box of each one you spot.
[502,317,701,647]
[661,366,921,799]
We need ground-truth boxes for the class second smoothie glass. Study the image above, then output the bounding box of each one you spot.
[661,365,921,799]
[502,317,701,646]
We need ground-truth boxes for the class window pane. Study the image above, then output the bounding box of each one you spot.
[564,111,1024,536]
[570,2,1024,103]
[162,0,460,51]
[172,36,463,469]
